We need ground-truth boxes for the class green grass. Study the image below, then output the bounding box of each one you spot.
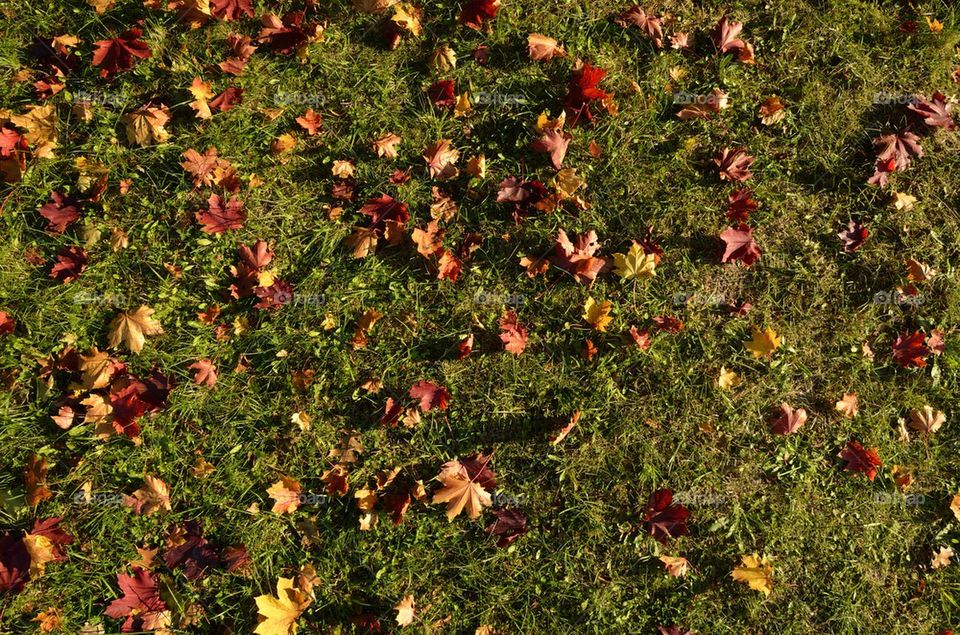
[2,0,960,632]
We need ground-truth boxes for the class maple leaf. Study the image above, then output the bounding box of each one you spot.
[105,568,170,632]
[267,476,301,514]
[0,533,30,593]
[220,33,257,74]
[49,245,87,283]
[499,310,529,356]
[210,86,243,112]
[428,79,456,108]
[583,296,613,332]
[908,405,945,436]
[295,109,322,135]
[459,0,500,29]
[431,454,496,520]
[0,311,14,335]
[643,488,690,543]
[188,77,215,118]
[528,33,565,60]
[932,546,954,570]
[659,555,691,577]
[360,194,410,233]
[731,554,773,596]
[892,330,930,368]
[837,220,868,253]
[38,191,81,233]
[409,381,450,412]
[457,333,474,359]
[627,325,651,350]
[92,29,152,78]
[123,103,171,146]
[552,229,607,285]
[394,594,416,627]
[745,326,780,358]
[770,403,807,435]
[927,330,946,355]
[423,139,459,179]
[676,87,728,120]
[210,0,253,21]
[613,242,656,280]
[531,127,571,170]
[254,577,312,635]
[839,440,882,480]
[411,220,444,256]
[181,147,227,188]
[373,132,401,158]
[868,132,923,186]
[485,507,528,547]
[196,194,245,233]
[163,521,220,580]
[717,366,741,390]
[905,258,936,282]
[711,17,754,62]
[77,347,117,388]
[258,12,321,55]
[24,453,52,506]
[617,6,664,47]
[108,305,163,354]
[563,62,611,124]
[719,224,761,266]
[714,147,755,182]
[726,188,757,222]
[189,359,217,387]
[907,92,955,130]
[124,475,172,516]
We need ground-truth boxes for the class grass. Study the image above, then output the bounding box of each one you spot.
[2,0,960,632]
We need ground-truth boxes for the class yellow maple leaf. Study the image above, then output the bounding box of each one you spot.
[732,553,773,596]
[79,346,113,389]
[254,577,312,635]
[108,305,163,354]
[717,366,741,390]
[23,533,55,577]
[454,92,472,118]
[10,104,57,157]
[583,296,613,332]
[391,3,422,36]
[612,242,656,280]
[745,326,780,358]
[188,78,215,119]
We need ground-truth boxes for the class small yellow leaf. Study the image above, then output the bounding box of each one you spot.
[612,242,655,280]
[745,326,780,358]
[254,577,312,635]
[582,296,613,332]
[732,553,773,596]
[717,366,741,390]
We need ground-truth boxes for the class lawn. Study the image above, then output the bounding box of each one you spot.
[1,0,960,633]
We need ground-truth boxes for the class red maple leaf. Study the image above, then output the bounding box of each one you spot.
[380,397,403,428]
[617,6,664,47]
[254,279,294,310]
[409,381,450,412]
[499,310,529,356]
[428,79,456,108]
[0,125,26,158]
[258,12,317,55]
[892,330,930,368]
[719,224,761,266]
[714,147,755,182]
[869,132,923,185]
[839,440,882,480]
[105,568,169,632]
[652,315,684,333]
[459,0,501,30]
[0,534,30,593]
[163,521,220,581]
[907,92,955,130]
[109,381,150,439]
[92,29,152,79]
[359,194,410,234]
[0,311,15,335]
[563,63,611,124]
[770,403,807,435]
[38,191,81,233]
[643,488,690,543]
[485,507,528,548]
[551,229,607,285]
[209,86,243,112]
[725,188,757,222]
[837,220,868,253]
[230,240,273,298]
[220,34,257,75]
[210,0,254,21]
[196,194,245,233]
[49,245,88,283]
